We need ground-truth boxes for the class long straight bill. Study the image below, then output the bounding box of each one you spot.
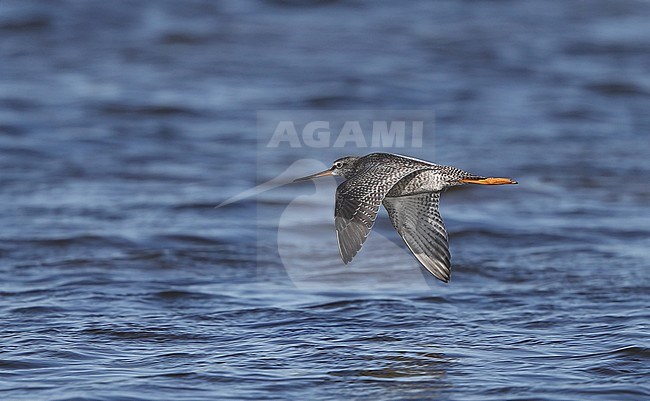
[293,169,334,182]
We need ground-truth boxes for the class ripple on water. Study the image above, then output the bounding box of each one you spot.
[1,0,649,400]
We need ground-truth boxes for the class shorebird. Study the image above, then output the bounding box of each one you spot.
[294,153,517,282]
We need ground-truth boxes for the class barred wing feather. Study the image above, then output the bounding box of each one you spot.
[383,192,451,282]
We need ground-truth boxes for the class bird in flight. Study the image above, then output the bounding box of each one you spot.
[293,153,517,282]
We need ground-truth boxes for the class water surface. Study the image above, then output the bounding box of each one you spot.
[1,0,648,400]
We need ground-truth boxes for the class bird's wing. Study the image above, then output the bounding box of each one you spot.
[335,162,429,263]
[382,192,451,282]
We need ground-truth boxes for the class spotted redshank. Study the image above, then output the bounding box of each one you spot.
[293,152,517,282]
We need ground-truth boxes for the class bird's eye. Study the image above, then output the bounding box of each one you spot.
[334,162,343,169]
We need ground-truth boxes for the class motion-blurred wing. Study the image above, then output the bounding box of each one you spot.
[383,192,451,282]
[335,162,428,264]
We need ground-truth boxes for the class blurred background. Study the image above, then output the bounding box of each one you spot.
[1,1,648,400]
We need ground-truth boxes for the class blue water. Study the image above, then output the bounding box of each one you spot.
[1,0,649,400]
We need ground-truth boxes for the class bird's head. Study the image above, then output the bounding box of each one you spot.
[293,156,360,182]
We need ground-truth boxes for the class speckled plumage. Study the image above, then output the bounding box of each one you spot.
[383,192,450,281]
[294,152,516,283]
